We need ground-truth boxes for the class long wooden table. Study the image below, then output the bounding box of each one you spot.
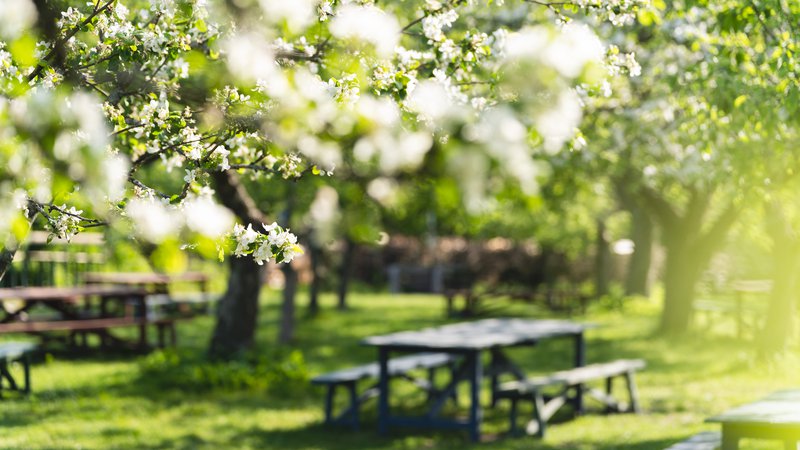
[0,285,161,349]
[706,389,800,449]
[82,271,208,293]
[363,318,590,442]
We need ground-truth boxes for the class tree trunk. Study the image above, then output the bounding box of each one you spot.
[276,185,297,344]
[0,247,18,285]
[658,240,703,335]
[209,171,268,358]
[760,204,800,355]
[209,256,264,358]
[594,218,611,298]
[625,204,653,296]
[307,242,321,316]
[278,263,298,344]
[337,238,354,310]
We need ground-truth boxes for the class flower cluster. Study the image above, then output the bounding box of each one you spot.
[231,222,303,265]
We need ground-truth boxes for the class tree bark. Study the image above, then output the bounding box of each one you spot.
[658,237,703,334]
[640,186,739,335]
[337,238,354,310]
[209,256,264,358]
[594,218,611,298]
[759,204,800,355]
[209,171,268,359]
[307,241,321,316]
[277,185,297,344]
[625,204,653,296]
[279,263,298,344]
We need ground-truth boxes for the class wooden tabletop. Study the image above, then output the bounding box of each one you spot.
[363,318,589,351]
[0,285,147,301]
[82,271,208,285]
[707,389,800,426]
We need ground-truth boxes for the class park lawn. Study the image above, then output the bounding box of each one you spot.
[1,291,799,450]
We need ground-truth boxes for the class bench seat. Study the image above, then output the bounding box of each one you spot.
[312,352,458,428]
[664,431,721,450]
[0,317,179,348]
[0,341,37,395]
[496,359,645,438]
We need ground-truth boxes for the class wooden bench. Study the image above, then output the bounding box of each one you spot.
[311,352,457,429]
[0,341,37,396]
[0,317,178,348]
[496,359,645,437]
[664,431,721,450]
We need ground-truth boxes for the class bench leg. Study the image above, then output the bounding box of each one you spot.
[157,324,166,348]
[347,381,359,430]
[508,397,519,434]
[624,371,641,413]
[449,361,459,405]
[0,360,18,391]
[23,353,31,394]
[532,392,547,438]
[605,376,614,413]
[427,367,436,403]
[324,385,336,424]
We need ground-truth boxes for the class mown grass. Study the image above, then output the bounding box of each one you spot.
[1,291,798,449]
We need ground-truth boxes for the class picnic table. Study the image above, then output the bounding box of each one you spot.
[83,271,213,315]
[706,389,800,449]
[363,318,590,442]
[0,285,171,349]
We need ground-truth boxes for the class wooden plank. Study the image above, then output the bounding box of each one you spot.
[311,353,454,384]
[0,286,146,302]
[0,317,173,333]
[499,359,646,393]
[82,271,209,285]
[0,342,37,360]
[363,318,589,351]
[663,431,721,450]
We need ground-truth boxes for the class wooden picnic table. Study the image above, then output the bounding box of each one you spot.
[706,389,800,449]
[82,271,209,293]
[363,318,590,442]
[0,285,163,349]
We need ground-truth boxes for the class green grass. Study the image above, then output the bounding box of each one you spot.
[1,292,798,449]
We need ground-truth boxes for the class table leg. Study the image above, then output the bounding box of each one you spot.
[468,350,483,442]
[721,425,739,450]
[377,347,390,435]
[574,331,585,414]
[137,294,148,349]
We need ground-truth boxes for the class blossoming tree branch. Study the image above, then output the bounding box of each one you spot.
[0,0,647,280]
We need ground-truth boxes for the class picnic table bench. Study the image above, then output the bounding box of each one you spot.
[693,280,771,338]
[707,389,800,449]
[312,352,457,429]
[83,271,215,316]
[0,341,37,395]
[496,359,645,437]
[0,286,178,350]
[664,431,721,450]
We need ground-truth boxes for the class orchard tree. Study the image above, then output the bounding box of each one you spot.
[567,0,800,335]
[0,0,647,357]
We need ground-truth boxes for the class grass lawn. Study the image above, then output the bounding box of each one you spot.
[1,291,799,449]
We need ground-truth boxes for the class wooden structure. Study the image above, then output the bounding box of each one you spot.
[706,389,800,449]
[495,359,645,437]
[0,286,177,349]
[363,318,590,442]
[664,431,721,450]
[693,279,771,338]
[311,353,457,429]
[82,271,214,315]
[0,341,37,396]
[1,231,105,288]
